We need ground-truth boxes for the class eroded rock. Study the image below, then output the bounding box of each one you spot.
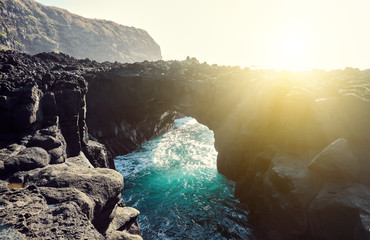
[236,153,323,240]
[0,186,104,240]
[4,147,50,173]
[38,186,95,220]
[24,164,124,231]
[26,202,104,240]
[65,151,94,168]
[309,138,359,180]
[83,140,111,168]
[308,181,370,240]
[0,50,146,239]
[106,206,142,240]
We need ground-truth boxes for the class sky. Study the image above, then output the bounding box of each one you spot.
[36,0,370,71]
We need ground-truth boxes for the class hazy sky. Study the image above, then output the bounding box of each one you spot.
[36,0,370,70]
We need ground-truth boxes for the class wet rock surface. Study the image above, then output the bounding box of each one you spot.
[1,50,370,239]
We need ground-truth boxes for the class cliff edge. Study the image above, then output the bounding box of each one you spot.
[0,50,142,239]
[1,50,370,239]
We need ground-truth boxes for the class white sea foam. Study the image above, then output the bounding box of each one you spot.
[114,117,253,240]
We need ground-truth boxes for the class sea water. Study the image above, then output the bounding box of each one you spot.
[115,117,254,240]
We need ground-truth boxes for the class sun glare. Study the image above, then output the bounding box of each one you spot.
[267,27,314,72]
[280,34,304,59]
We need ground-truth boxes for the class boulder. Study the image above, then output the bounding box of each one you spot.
[48,146,65,164]
[27,135,62,150]
[11,86,42,132]
[65,151,94,168]
[308,138,359,180]
[4,147,50,173]
[83,140,111,168]
[0,51,142,238]
[27,133,67,164]
[236,152,322,240]
[106,205,143,239]
[24,165,124,231]
[106,206,141,233]
[38,186,95,220]
[308,181,370,240]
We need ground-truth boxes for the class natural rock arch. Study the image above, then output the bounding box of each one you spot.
[1,51,369,239]
[86,64,370,240]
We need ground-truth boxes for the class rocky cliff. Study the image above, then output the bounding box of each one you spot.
[0,0,162,63]
[86,60,370,240]
[0,50,142,239]
[1,50,370,240]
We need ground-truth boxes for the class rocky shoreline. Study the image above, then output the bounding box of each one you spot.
[0,51,142,239]
[1,50,370,239]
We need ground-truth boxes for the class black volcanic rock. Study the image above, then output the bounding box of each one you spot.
[308,138,359,180]
[4,147,50,172]
[84,59,370,240]
[0,50,142,239]
[308,181,370,240]
[1,50,370,239]
[27,201,105,240]
[23,165,124,232]
[38,186,95,220]
[0,0,161,63]
[0,186,105,239]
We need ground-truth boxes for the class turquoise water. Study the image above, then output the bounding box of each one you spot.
[115,117,254,240]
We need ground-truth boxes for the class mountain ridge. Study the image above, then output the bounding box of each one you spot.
[0,0,162,63]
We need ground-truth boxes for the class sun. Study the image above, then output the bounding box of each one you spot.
[268,28,314,71]
[280,34,304,59]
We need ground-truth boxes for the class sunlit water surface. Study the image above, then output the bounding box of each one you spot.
[115,117,254,240]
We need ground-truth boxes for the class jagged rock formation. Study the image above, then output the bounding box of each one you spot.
[86,59,370,240]
[1,50,370,240]
[0,0,162,63]
[0,50,142,239]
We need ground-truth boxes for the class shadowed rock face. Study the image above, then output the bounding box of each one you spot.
[0,51,142,239]
[1,51,370,239]
[86,60,370,240]
[0,0,162,63]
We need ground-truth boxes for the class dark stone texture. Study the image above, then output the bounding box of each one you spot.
[23,165,124,232]
[84,58,370,240]
[4,147,50,172]
[106,207,142,240]
[85,71,177,159]
[308,138,359,180]
[0,50,142,239]
[84,140,112,168]
[2,50,370,239]
[0,186,104,239]
[38,186,95,220]
[26,201,105,240]
[308,181,370,240]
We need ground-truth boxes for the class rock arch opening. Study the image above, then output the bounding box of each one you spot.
[85,62,370,240]
[114,116,254,240]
